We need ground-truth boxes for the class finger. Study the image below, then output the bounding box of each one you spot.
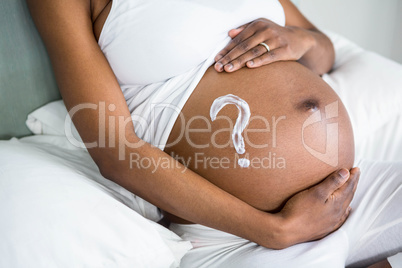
[223,42,271,72]
[351,167,360,193]
[322,206,352,240]
[214,26,258,69]
[313,206,352,241]
[219,32,269,71]
[333,206,352,232]
[334,167,360,197]
[311,169,350,201]
[228,28,244,39]
[228,21,252,39]
[340,206,352,227]
[215,23,255,62]
[334,167,361,207]
[246,47,288,68]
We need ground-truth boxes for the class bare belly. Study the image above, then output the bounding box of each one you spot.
[164,61,355,216]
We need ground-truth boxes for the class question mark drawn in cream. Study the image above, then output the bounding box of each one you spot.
[210,94,251,168]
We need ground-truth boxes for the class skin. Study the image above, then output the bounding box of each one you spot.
[164,61,355,214]
[27,0,362,250]
[368,260,392,268]
[214,0,335,75]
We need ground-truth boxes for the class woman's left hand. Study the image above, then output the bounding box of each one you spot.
[214,18,315,72]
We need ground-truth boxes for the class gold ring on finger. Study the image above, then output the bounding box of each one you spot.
[259,42,270,52]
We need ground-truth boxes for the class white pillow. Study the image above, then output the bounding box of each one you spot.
[0,136,192,267]
[322,31,402,160]
[26,100,83,144]
[388,253,402,268]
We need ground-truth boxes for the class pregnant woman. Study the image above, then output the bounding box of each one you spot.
[27,0,401,267]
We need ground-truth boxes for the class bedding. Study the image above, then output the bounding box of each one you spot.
[0,136,192,267]
[322,31,402,161]
[389,253,402,268]
[26,100,83,143]
[1,31,401,267]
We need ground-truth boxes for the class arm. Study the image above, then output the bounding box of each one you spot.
[367,260,392,268]
[27,0,356,249]
[214,0,335,75]
[279,0,335,74]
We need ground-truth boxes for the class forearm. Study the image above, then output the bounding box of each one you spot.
[291,26,335,75]
[99,134,287,249]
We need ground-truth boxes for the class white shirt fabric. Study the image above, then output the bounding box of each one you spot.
[170,157,402,267]
[98,0,285,150]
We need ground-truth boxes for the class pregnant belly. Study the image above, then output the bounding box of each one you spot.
[164,61,355,215]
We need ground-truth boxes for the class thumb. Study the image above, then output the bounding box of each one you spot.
[228,26,246,38]
[314,169,350,200]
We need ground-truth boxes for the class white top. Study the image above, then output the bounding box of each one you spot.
[98,0,285,150]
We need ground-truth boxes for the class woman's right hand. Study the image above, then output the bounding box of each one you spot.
[276,167,360,248]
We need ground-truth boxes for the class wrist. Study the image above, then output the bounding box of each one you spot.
[290,26,317,53]
[305,29,318,52]
[270,213,294,249]
[248,210,292,250]
[287,26,332,74]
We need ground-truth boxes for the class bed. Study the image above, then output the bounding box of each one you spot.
[1,0,401,267]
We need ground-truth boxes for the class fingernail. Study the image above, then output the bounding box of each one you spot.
[339,169,349,179]
[248,61,254,67]
[215,62,223,71]
[226,63,233,71]
[348,206,352,212]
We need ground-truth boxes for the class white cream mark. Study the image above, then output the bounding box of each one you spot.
[210,94,251,168]
[237,158,251,168]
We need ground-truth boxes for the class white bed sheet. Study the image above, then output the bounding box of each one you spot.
[0,135,192,267]
[323,31,402,161]
[1,31,401,267]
